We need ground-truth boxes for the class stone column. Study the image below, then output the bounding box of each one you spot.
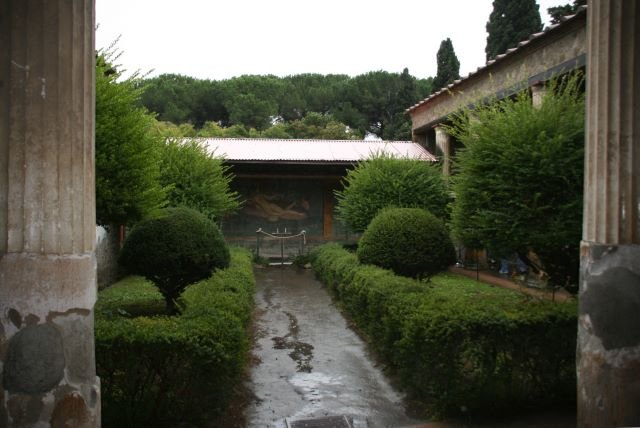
[411,129,427,148]
[434,125,451,176]
[0,1,100,426]
[578,1,640,426]
[530,82,546,108]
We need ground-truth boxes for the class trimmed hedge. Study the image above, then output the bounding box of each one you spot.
[96,247,255,427]
[311,243,577,416]
[357,208,456,278]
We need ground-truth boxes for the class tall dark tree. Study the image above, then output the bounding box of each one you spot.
[485,0,543,61]
[547,0,586,25]
[432,38,460,92]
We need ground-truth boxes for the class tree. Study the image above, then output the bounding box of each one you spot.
[548,0,586,25]
[197,121,226,137]
[223,75,285,130]
[432,38,460,92]
[335,153,450,232]
[485,0,543,61]
[285,112,361,140]
[139,74,201,124]
[119,207,230,313]
[447,74,585,287]
[95,53,166,226]
[336,70,423,139]
[138,70,428,141]
[159,139,240,222]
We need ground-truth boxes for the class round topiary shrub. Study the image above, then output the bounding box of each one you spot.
[119,207,230,313]
[357,207,456,278]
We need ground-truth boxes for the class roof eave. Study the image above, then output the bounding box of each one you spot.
[405,6,588,115]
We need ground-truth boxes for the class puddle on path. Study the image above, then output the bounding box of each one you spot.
[245,266,423,428]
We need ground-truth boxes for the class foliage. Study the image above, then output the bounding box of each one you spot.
[140,74,228,127]
[334,69,420,139]
[311,243,577,417]
[224,75,285,130]
[485,0,543,61]
[357,208,455,278]
[547,0,586,25]
[285,112,361,140]
[159,139,240,221]
[119,207,230,313]
[95,52,166,225]
[154,113,360,140]
[95,276,165,318]
[96,248,255,427]
[335,153,450,232]
[432,38,460,92]
[446,75,585,287]
[139,70,432,140]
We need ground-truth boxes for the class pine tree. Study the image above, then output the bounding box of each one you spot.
[485,0,543,61]
[432,38,460,92]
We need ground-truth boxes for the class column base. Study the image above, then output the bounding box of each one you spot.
[0,253,99,426]
[578,241,640,426]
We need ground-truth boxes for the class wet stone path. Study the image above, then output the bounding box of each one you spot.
[245,266,423,428]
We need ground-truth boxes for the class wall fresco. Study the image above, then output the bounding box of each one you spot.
[224,178,325,237]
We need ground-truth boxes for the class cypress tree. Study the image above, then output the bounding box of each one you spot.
[433,38,460,92]
[485,0,543,61]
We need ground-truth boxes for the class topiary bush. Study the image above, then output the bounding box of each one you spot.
[357,207,455,278]
[119,207,230,313]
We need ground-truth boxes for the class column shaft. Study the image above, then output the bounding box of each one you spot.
[0,1,100,426]
[531,83,546,108]
[578,1,640,426]
[434,125,451,176]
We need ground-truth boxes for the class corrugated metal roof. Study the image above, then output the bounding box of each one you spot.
[192,138,436,163]
[406,6,587,114]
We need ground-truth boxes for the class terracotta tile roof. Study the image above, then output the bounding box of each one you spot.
[406,6,587,114]
[195,138,437,163]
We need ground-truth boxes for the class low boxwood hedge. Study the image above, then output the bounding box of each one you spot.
[95,247,255,427]
[311,243,577,416]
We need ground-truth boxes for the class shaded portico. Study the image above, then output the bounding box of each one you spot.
[408,7,587,175]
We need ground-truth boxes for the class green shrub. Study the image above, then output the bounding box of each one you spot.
[119,207,230,313]
[95,52,166,226]
[357,208,455,278]
[159,139,240,222]
[95,276,165,318]
[96,247,255,427]
[335,153,450,232]
[311,244,577,416]
[446,74,585,287]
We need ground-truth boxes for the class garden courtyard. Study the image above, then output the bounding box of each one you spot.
[96,252,578,427]
[2,2,638,426]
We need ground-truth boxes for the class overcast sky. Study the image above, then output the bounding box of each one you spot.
[96,0,567,81]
